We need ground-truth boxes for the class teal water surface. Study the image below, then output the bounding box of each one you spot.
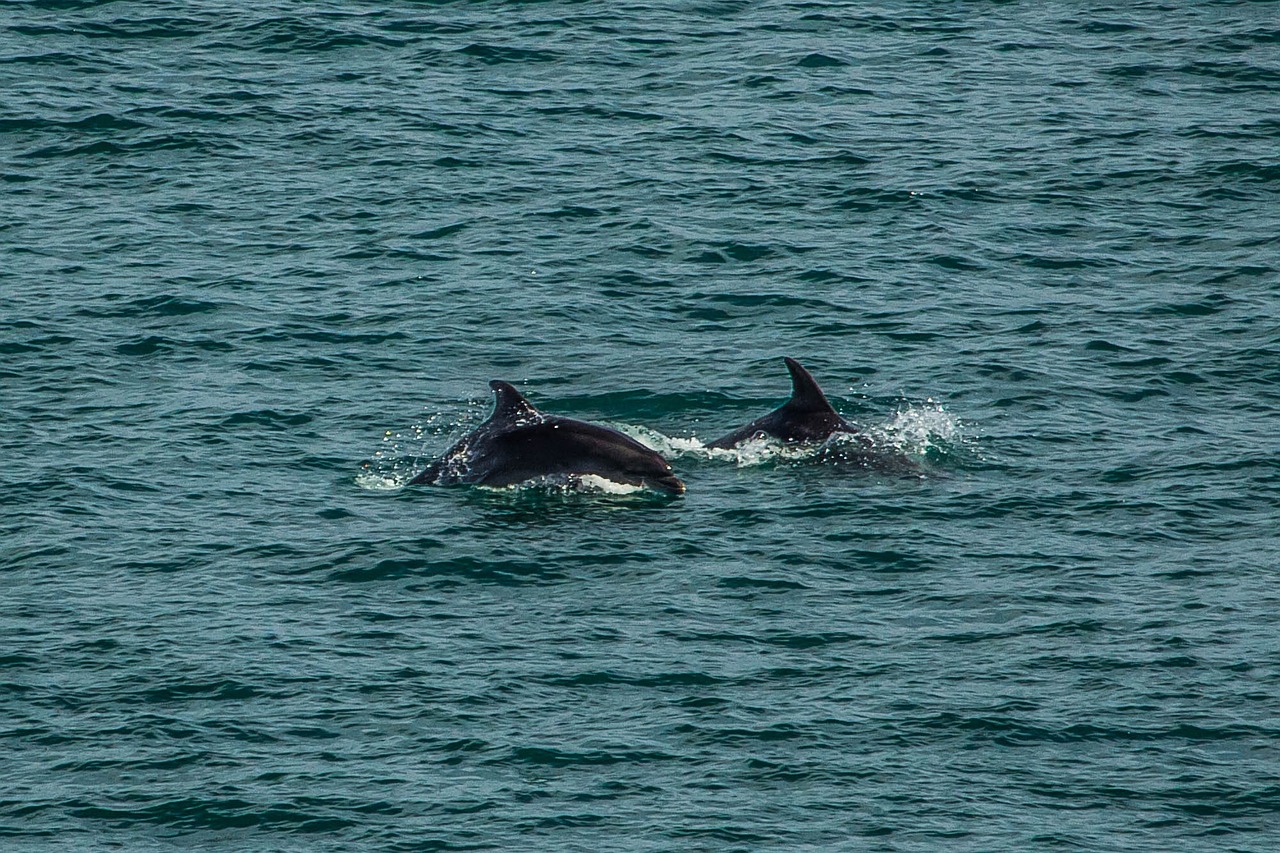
[3,1,1280,850]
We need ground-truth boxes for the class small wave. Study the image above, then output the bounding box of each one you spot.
[114,335,234,356]
[21,133,239,159]
[0,113,149,134]
[459,43,561,64]
[76,294,221,318]
[797,52,848,68]
[227,17,411,54]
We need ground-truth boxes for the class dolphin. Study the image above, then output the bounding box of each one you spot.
[706,357,864,449]
[410,380,685,495]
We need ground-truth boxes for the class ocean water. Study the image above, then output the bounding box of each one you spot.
[3,1,1279,850]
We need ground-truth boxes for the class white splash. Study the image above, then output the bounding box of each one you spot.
[616,424,707,457]
[355,416,450,491]
[615,424,819,467]
[355,469,411,490]
[868,400,960,457]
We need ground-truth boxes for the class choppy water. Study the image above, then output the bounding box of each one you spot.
[4,1,1280,850]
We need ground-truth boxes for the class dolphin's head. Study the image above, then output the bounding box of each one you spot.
[613,442,685,495]
[642,471,686,496]
[576,425,685,496]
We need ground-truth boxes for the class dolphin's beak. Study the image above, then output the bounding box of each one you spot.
[646,474,686,496]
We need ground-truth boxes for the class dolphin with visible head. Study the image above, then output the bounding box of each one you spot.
[410,380,685,495]
[706,357,865,450]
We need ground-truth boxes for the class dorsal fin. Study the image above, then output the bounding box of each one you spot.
[783,357,837,413]
[488,380,540,422]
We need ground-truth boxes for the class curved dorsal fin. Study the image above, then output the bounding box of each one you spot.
[783,357,837,413]
[487,380,540,422]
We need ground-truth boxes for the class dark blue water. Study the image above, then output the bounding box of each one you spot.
[4,1,1280,850]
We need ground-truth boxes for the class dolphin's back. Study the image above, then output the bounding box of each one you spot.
[414,413,681,493]
[465,417,663,485]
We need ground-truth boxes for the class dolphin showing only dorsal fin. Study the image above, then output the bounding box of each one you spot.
[705,357,854,450]
[410,380,685,495]
[487,380,540,423]
[780,357,838,415]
